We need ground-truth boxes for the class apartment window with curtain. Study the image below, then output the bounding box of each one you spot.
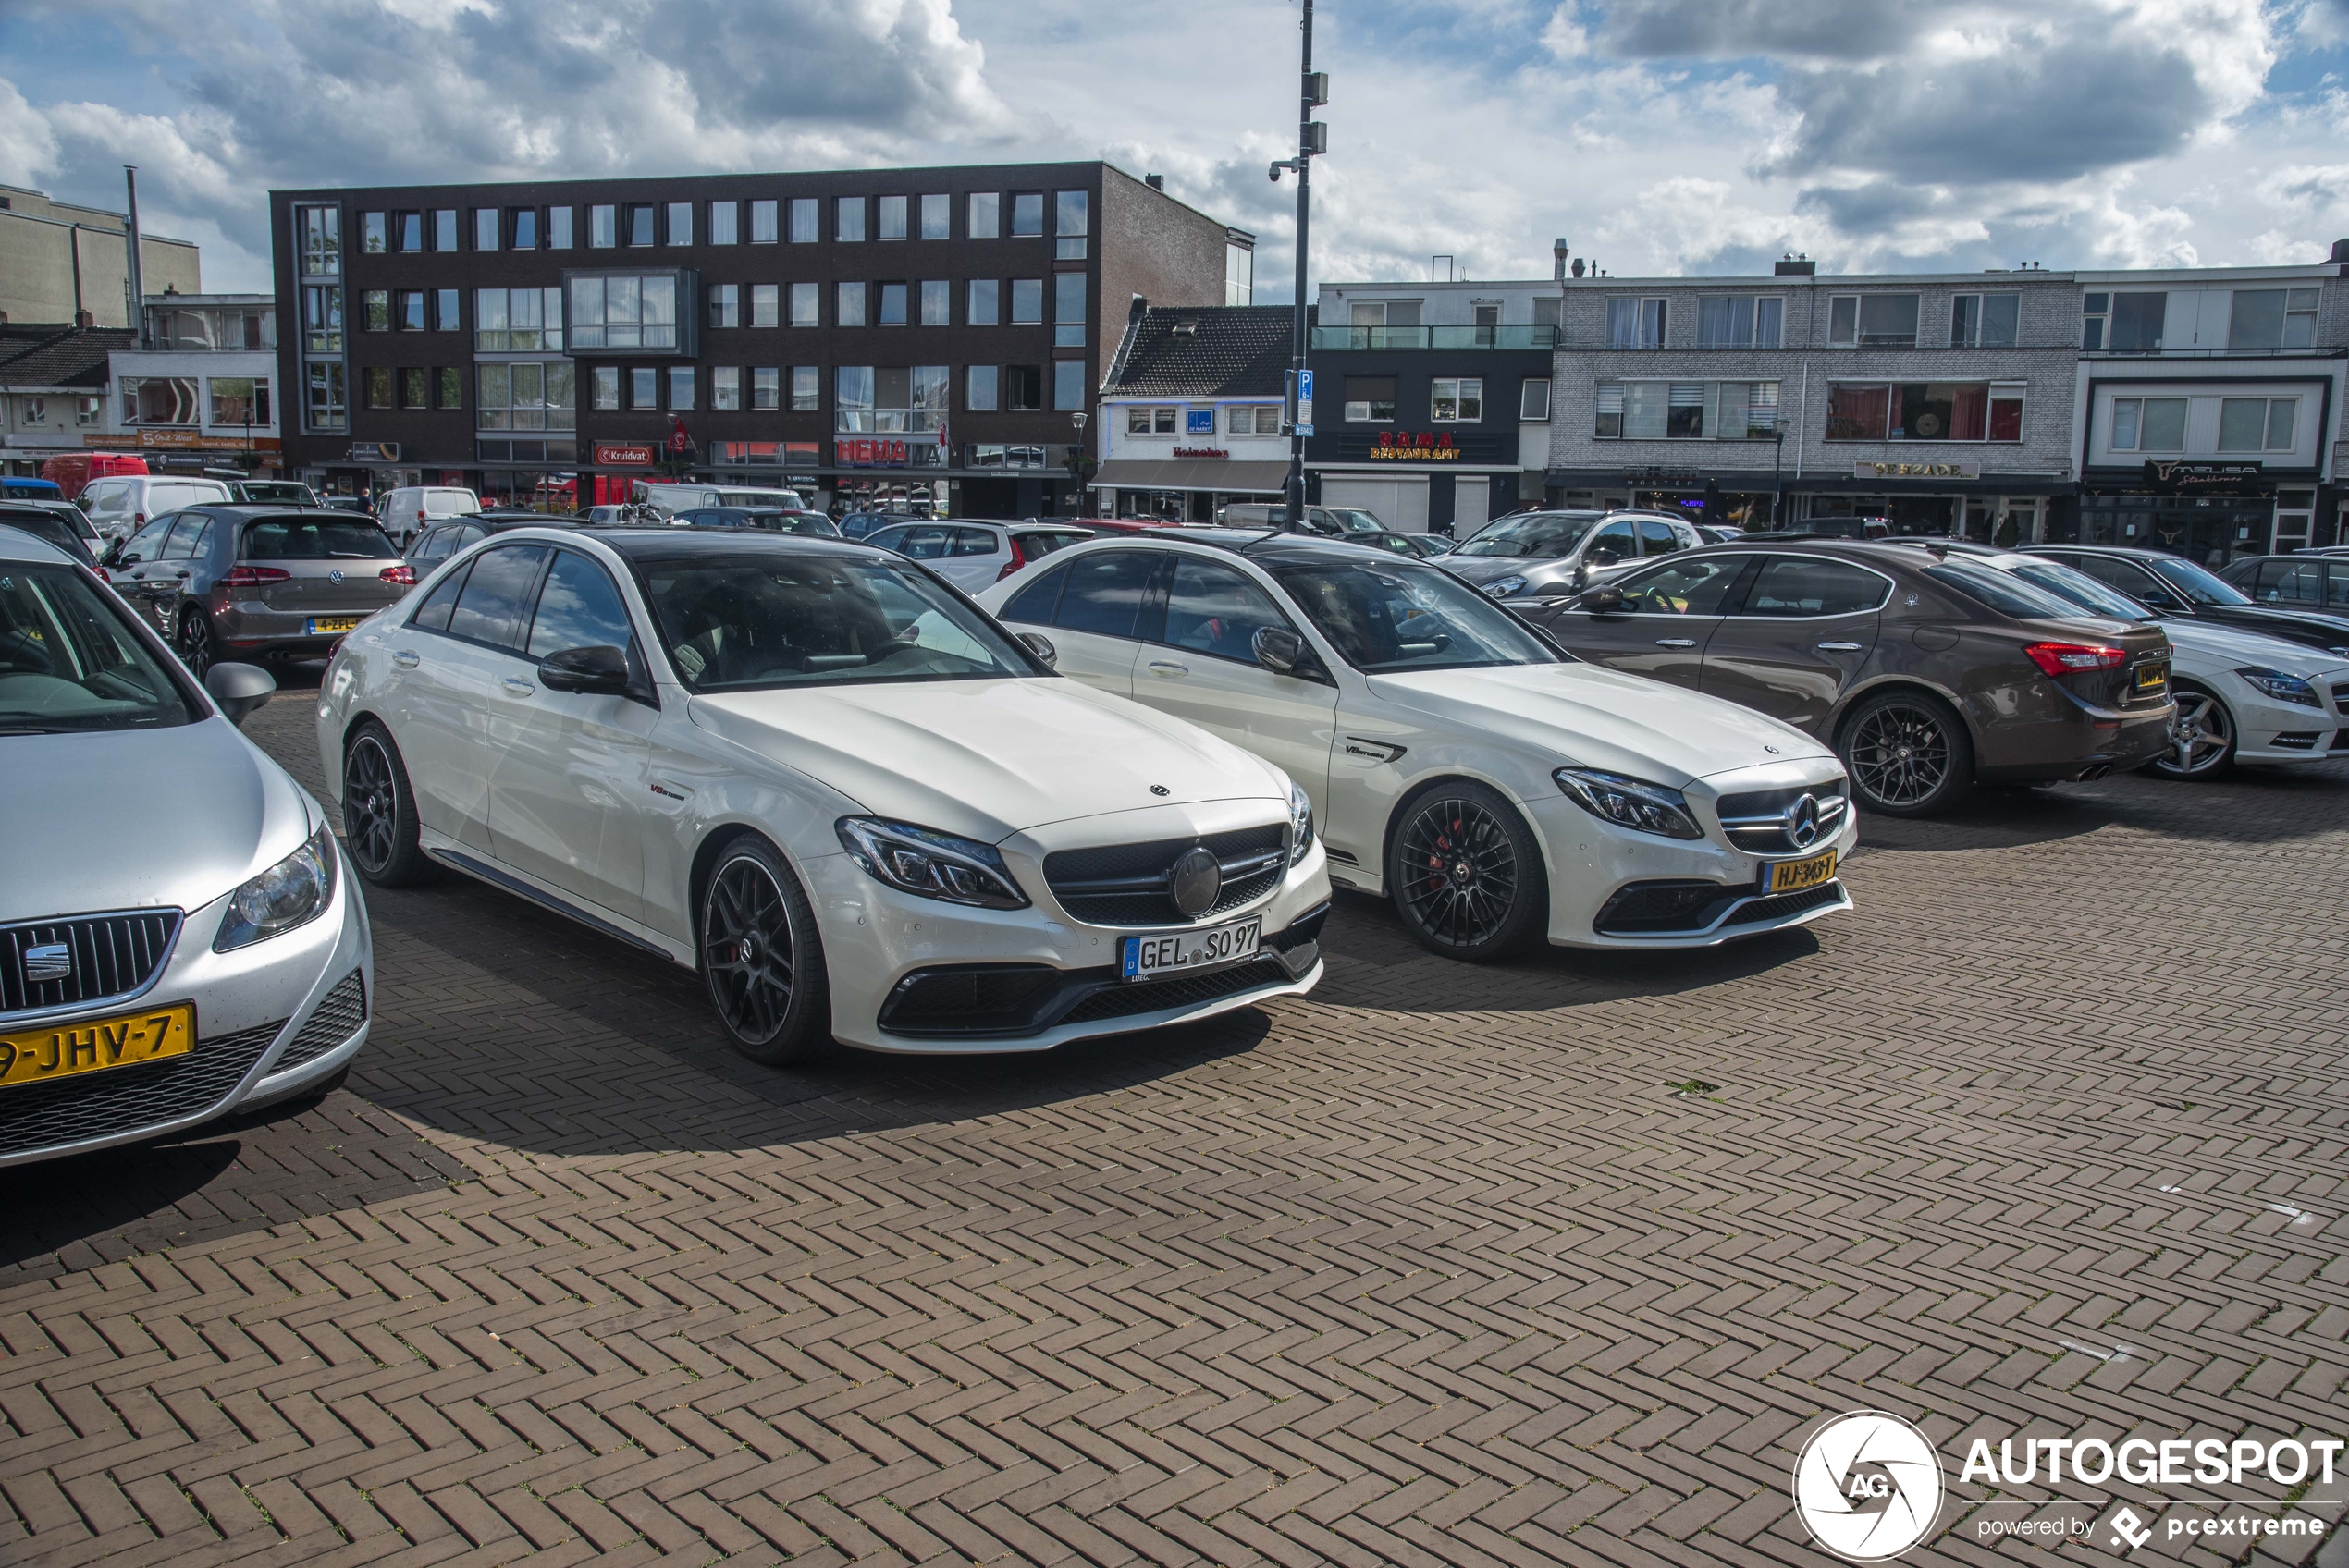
[1431,378,1482,422]
[1595,381,1778,439]
[1826,294,1921,348]
[711,366,741,410]
[878,195,907,240]
[1950,292,2021,348]
[1696,296,1782,349]
[752,367,779,410]
[969,192,1001,238]
[709,201,738,245]
[920,193,950,239]
[750,199,777,243]
[547,206,573,249]
[473,209,498,251]
[1343,376,1396,423]
[789,198,818,243]
[1826,382,2022,441]
[1605,298,1666,349]
[590,204,617,247]
[837,197,866,242]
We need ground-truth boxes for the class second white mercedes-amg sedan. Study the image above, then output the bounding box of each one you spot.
[315,528,1329,1060]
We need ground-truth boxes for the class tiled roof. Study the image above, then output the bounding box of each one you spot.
[0,325,137,389]
[1106,305,1296,398]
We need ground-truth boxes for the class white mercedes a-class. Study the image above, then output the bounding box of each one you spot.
[978,530,1857,962]
[316,528,1327,1060]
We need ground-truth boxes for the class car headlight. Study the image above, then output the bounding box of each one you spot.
[836,817,1029,909]
[1554,766,1703,839]
[1482,574,1528,599]
[2235,666,2320,707]
[215,823,338,951]
[1288,780,1315,864]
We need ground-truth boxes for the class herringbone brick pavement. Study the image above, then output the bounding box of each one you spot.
[1,685,2343,1567]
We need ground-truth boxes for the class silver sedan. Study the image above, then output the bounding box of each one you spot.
[0,524,373,1168]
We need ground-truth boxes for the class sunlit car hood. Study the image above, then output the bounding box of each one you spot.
[1367,662,1836,789]
[0,718,317,925]
[2159,617,2349,677]
[687,678,1290,843]
[1444,552,1568,581]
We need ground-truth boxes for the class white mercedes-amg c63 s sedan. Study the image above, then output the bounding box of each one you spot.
[316,528,1328,1060]
[977,530,1856,962]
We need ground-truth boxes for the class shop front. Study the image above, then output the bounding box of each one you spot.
[1549,460,2072,541]
[2061,462,2313,569]
[1092,458,1290,523]
[1312,429,1521,535]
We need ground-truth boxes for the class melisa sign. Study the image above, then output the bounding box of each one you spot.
[1367,430,1462,461]
[593,443,655,466]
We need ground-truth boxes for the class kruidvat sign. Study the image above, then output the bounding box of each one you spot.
[592,443,655,466]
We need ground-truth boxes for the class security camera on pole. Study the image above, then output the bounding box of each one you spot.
[1269,7,1328,532]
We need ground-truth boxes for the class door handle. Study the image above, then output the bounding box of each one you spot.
[1654,637,1698,648]
[1816,642,1863,652]
[501,676,536,696]
[1146,661,1188,678]
[392,649,420,668]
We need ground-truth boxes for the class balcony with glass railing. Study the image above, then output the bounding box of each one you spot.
[1309,325,1558,351]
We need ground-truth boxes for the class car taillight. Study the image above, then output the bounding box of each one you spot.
[997,537,1027,581]
[2023,642,2127,677]
[220,565,292,586]
[380,564,416,585]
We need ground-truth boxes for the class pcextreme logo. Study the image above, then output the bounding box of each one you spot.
[1792,1412,1945,1562]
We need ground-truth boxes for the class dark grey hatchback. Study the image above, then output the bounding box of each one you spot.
[103,506,413,673]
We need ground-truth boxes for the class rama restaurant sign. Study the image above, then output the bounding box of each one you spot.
[593,442,656,467]
[1854,460,1981,480]
[1368,429,1464,461]
[2146,460,2266,492]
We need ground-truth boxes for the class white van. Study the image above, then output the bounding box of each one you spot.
[80,475,236,542]
[381,485,482,549]
[634,482,806,519]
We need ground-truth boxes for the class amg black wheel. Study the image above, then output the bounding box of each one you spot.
[1386,780,1547,962]
[1839,691,1974,816]
[178,608,216,678]
[342,721,436,886]
[2145,684,2235,780]
[699,837,831,1065]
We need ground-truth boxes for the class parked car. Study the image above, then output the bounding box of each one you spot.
[1696,524,1748,544]
[40,449,148,501]
[0,476,67,503]
[1941,546,2349,779]
[1216,503,1388,538]
[978,530,1853,960]
[2030,545,2349,658]
[1518,540,2175,815]
[1361,530,1455,559]
[673,507,842,537]
[635,483,807,517]
[104,507,412,674]
[380,485,483,550]
[407,514,591,573]
[0,523,371,1169]
[836,509,916,540]
[318,527,1328,1060]
[321,496,377,517]
[1444,509,1706,600]
[79,473,236,545]
[0,502,105,570]
[864,519,1093,590]
[231,480,319,507]
[2219,552,2349,615]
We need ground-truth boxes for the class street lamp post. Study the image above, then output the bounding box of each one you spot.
[1271,5,1329,531]
[1066,410,1091,515]
[1771,428,1787,527]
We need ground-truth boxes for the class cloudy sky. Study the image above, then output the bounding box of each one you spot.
[4,0,2348,299]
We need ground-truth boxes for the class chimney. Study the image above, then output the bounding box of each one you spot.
[1571,257,1586,278]
[1553,238,1569,281]
[1145,173,1164,191]
[2332,237,2349,267]
[1774,255,1816,276]
[124,165,147,344]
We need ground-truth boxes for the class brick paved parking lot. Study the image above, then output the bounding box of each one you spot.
[5,677,2347,1567]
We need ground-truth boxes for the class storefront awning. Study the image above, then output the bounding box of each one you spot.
[1094,459,1291,494]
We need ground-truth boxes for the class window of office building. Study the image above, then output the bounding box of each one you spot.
[712,366,741,410]
[750,198,777,244]
[1343,376,1396,423]
[1596,380,1780,440]
[433,209,458,251]
[363,367,393,410]
[837,280,867,326]
[307,361,346,430]
[791,365,819,410]
[913,365,950,427]
[709,201,737,245]
[1696,296,1783,349]
[547,206,572,249]
[396,211,423,251]
[474,287,563,351]
[1052,359,1085,411]
[789,197,818,243]
[967,364,999,410]
[475,208,498,251]
[1432,377,1482,422]
[1011,278,1043,325]
[835,365,873,429]
[1012,192,1044,237]
[669,366,695,410]
[879,282,907,325]
[1007,364,1042,410]
[592,366,620,410]
[921,193,950,239]
[666,202,692,245]
[437,367,462,410]
[401,368,429,409]
[708,283,739,329]
[209,377,270,426]
[751,283,779,327]
[398,290,426,332]
[752,366,780,410]
[837,197,866,242]
[968,278,1000,325]
[1826,381,2021,441]
[590,204,616,248]
[361,211,386,254]
[920,279,950,326]
[476,362,576,430]
[878,194,907,240]
[1055,190,1088,259]
[790,281,818,327]
[1053,273,1086,346]
[969,191,1000,239]
[361,290,390,332]
[436,288,461,331]
[299,204,340,275]
[511,208,538,250]
[567,275,679,349]
[2215,397,2298,451]
[630,366,658,410]
[1950,292,2020,348]
[302,285,342,353]
[1519,378,1551,421]
[1827,294,1921,348]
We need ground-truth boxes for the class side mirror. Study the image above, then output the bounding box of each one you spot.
[538,643,630,694]
[1587,545,1621,567]
[204,661,276,727]
[100,539,124,568]
[1582,585,1627,614]
[1018,631,1058,668]
[1252,626,1305,674]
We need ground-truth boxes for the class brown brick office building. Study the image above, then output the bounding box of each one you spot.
[268,164,1252,516]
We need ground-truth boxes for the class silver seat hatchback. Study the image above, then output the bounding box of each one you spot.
[0,524,374,1168]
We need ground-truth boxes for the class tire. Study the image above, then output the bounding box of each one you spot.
[1385,779,1549,962]
[698,835,832,1065]
[1838,689,1974,817]
[178,606,217,679]
[2144,682,2235,780]
[341,720,437,887]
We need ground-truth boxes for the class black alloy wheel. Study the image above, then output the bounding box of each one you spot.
[341,722,435,886]
[1386,779,1546,962]
[699,837,830,1064]
[1839,690,1974,817]
[178,607,216,678]
[2146,684,2235,780]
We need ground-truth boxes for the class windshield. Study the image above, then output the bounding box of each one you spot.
[242,483,314,504]
[241,518,401,559]
[1270,557,1560,673]
[0,562,199,732]
[746,510,840,536]
[1330,508,1384,533]
[2147,556,2252,606]
[2000,558,2151,621]
[1924,560,2094,621]
[1452,511,1601,559]
[636,554,1044,691]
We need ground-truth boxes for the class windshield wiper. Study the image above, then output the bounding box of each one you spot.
[0,725,69,735]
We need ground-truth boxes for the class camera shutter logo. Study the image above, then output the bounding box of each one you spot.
[1792,1411,1944,1562]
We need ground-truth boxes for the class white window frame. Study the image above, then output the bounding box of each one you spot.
[1519,378,1551,421]
[1431,377,1483,423]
